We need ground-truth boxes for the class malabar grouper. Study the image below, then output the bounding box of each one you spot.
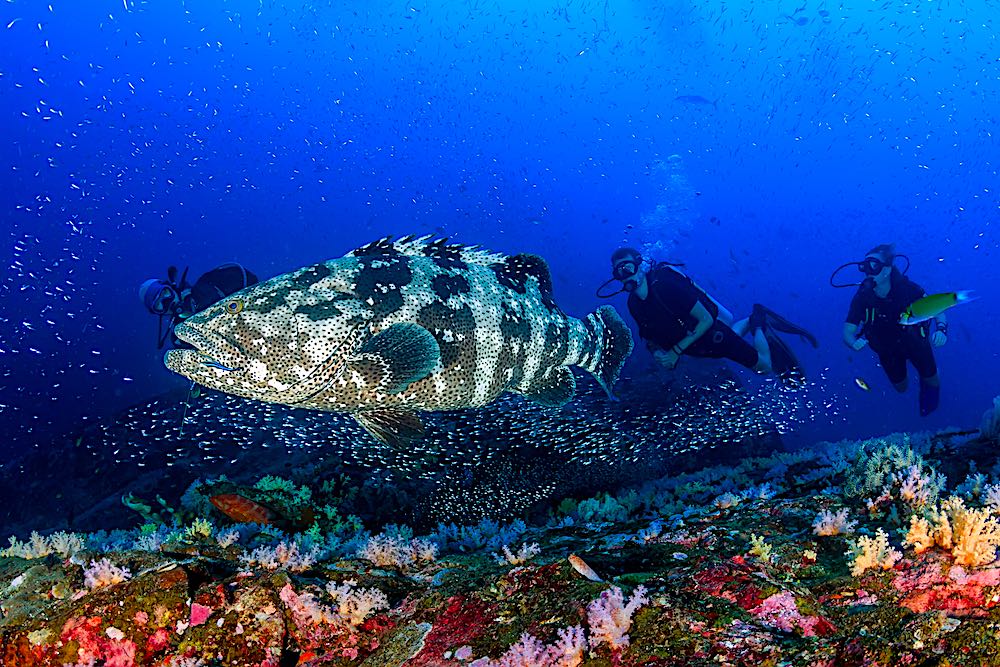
[164,237,634,446]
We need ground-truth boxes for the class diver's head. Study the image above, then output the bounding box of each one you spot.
[140,278,179,316]
[860,243,895,284]
[829,243,908,289]
[596,247,644,298]
[611,247,643,286]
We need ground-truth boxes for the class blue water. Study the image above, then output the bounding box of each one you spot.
[2,0,998,461]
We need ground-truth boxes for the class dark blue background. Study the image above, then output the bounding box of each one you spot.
[2,0,998,459]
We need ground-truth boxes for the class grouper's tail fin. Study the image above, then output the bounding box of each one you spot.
[580,305,634,398]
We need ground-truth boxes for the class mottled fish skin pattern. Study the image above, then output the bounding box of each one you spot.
[165,236,633,442]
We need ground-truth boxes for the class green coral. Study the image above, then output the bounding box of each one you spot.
[254,475,312,503]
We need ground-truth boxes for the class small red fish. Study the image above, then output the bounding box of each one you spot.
[209,494,280,526]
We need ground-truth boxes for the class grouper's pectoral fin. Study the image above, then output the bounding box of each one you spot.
[355,408,425,447]
[520,366,576,407]
[348,322,440,394]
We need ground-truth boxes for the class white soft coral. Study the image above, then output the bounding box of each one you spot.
[325,579,389,628]
[83,558,132,590]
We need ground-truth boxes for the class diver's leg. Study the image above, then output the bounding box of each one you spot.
[752,328,772,373]
[877,349,908,392]
[919,373,940,416]
[913,339,940,416]
[715,304,735,327]
[731,317,750,337]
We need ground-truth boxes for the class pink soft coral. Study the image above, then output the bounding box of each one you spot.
[586,585,648,651]
[470,627,586,667]
[749,591,832,637]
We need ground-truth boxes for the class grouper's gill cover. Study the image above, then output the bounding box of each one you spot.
[165,236,634,446]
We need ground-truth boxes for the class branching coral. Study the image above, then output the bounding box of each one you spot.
[748,534,775,563]
[980,395,1000,440]
[844,436,934,499]
[325,580,390,628]
[82,558,132,590]
[904,496,1000,567]
[847,529,902,576]
[586,585,648,651]
[470,585,646,666]
[1,531,84,559]
[470,626,586,667]
[493,542,541,566]
[241,541,318,572]
[813,509,857,537]
[356,533,437,570]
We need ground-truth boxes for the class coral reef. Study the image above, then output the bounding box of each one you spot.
[4,426,1000,665]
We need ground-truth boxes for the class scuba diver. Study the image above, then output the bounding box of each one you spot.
[598,247,817,385]
[833,243,948,416]
[139,263,259,349]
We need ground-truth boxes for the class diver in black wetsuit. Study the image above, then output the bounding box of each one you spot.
[597,247,817,384]
[139,263,259,349]
[838,244,946,416]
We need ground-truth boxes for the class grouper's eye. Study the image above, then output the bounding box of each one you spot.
[225,298,244,314]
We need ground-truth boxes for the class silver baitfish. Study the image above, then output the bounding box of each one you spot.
[165,236,633,446]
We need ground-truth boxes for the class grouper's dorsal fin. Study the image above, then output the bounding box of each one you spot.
[492,253,554,297]
[346,235,506,268]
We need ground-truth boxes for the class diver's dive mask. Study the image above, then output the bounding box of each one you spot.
[596,257,642,298]
[151,284,179,315]
[858,257,886,276]
[829,254,910,288]
[613,259,639,281]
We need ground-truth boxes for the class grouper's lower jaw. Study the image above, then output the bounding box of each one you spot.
[164,348,241,375]
[172,322,244,368]
[163,348,219,376]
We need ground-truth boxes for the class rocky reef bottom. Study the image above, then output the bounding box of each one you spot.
[3,424,1000,666]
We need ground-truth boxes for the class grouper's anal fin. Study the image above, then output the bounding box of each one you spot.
[355,408,425,447]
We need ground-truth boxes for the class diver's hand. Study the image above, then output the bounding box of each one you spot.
[653,348,680,370]
[931,331,947,347]
[851,337,868,351]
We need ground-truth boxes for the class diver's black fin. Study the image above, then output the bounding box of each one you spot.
[355,408,425,447]
[764,329,807,388]
[350,323,440,394]
[522,366,577,407]
[753,304,819,348]
[919,380,940,417]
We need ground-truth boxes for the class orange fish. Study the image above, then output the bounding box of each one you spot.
[209,494,280,526]
[568,553,603,582]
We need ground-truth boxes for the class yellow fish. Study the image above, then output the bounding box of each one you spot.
[854,377,870,391]
[899,291,975,325]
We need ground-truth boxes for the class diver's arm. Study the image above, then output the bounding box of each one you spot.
[673,301,715,354]
[843,322,867,350]
[931,312,948,346]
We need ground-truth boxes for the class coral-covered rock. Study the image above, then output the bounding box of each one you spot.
[892,553,1000,616]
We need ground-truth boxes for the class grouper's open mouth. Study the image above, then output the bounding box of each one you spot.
[165,322,245,375]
